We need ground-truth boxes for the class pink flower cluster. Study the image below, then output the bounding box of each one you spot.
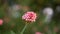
[35,32,42,34]
[22,11,37,22]
[0,19,3,25]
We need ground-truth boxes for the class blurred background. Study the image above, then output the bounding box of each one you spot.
[0,0,60,34]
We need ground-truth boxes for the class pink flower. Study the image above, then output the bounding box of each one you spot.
[35,32,42,34]
[22,11,37,22]
[0,19,3,25]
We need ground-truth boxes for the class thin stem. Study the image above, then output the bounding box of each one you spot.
[20,23,28,34]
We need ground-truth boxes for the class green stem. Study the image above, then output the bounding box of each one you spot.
[20,23,28,34]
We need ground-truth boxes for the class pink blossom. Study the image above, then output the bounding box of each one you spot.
[0,19,3,25]
[22,11,37,22]
[35,32,42,34]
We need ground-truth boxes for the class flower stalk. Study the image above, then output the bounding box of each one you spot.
[20,22,28,34]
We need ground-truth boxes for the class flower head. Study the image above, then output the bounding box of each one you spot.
[0,19,3,25]
[35,32,42,34]
[43,7,53,15]
[22,11,37,22]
